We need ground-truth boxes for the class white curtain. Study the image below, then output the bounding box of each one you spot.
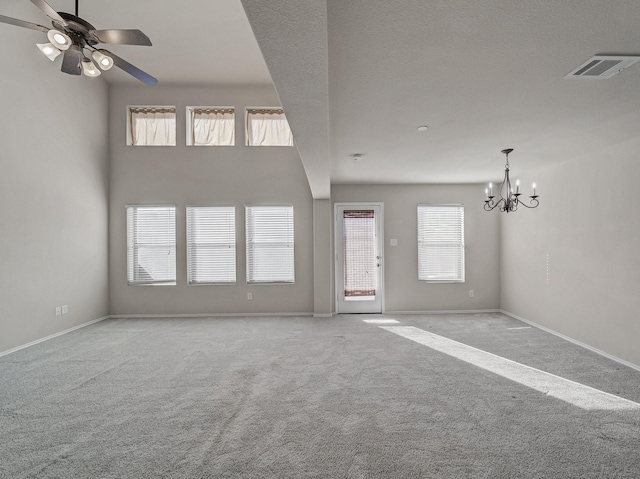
[131,108,176,146]
[192,109,235,146]
[246,109,293,146]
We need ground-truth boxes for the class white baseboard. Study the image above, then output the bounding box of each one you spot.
[0,316,109,358]
[313,313,334,318]
[109,312,314,319]
[385,309,501,315]
[500,309,640,373]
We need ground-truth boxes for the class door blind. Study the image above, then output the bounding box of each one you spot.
[343,210,376,297]
[187,206,236,284]
[417,205,465,282]
[126,206,176,285]
[245,205,294,283]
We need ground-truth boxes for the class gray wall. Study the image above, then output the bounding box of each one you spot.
[109,84,314,315]
[332,184,501,312]
[0,2,109,353]
[501,140,640,367]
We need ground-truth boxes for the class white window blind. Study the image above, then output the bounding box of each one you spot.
[246,108,294,146]
[418,205,465,282]
[246,205,294,283]
[130,107,176,146]
[189,107,235,146]
[127,206,176,285]
[187,206,236,284]
[343,210,376,297]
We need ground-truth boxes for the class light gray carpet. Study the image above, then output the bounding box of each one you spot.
[1,313,639,478]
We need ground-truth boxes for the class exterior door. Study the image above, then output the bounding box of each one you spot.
[335,204,383,313]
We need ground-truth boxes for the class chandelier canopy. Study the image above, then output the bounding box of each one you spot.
[484,149,539,213]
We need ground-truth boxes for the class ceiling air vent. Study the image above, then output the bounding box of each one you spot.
[565,55,640,79]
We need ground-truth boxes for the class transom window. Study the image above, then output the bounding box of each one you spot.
[246,108,293,146]
[128,107,176,146]
[187,107,235,146]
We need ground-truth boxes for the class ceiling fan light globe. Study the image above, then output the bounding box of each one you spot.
[36,42,61,61]
[81,58,101,77]
[47,29,71,51]
[92,50,114,70]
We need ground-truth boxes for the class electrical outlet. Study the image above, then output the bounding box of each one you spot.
[61,305,68,314]
[469,290,474,298]
[55,306,61,316]
[247,292,253,300]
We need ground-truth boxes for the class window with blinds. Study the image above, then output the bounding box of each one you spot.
[187,206,236,284]
[187,107,235,146]
[417,205,465,282]
[343,210,376,298]
[246,108,294,146]
[245,205,294,283]
[128,107,176,146]
[126,206,176,285]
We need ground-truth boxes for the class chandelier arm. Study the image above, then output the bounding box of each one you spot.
[484,198,505,211]
[516,197,540,209]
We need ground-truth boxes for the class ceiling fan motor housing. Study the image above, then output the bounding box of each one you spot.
[53,12,98,46]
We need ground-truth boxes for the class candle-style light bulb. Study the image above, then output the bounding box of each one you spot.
[532,182,537,196]
[516,179,520,194]
[489,182,493,196]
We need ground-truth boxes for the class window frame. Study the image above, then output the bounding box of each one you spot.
[186,106,235,146]
[245,205,295,284]
[126,205,177,286]
[245,107,294,147]
[126,106,177,146]
[417,204,465,283]
[186,205,237,285]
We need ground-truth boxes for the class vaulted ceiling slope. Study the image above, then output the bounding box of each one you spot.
[242,0,640,197]
[241,0,331,199]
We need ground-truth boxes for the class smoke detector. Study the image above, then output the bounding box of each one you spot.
[565,55,640,79]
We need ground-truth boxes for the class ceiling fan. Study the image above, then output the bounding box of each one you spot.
[0,0,157,85]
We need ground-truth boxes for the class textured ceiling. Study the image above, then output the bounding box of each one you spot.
[242,0,640,196]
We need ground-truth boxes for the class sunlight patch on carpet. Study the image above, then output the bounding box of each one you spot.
[362,319,399,324]
[380,325,640,411]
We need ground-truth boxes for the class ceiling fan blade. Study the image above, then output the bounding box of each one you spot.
[91,29,152,46]
[0,14,49,33]
[30,0,67,26]
[61,44,82,75]
[105,49,157,85]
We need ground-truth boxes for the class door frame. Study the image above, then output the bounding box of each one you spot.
[334,202,385,314]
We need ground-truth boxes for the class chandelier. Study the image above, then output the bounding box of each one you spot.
[484,148,539,213]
